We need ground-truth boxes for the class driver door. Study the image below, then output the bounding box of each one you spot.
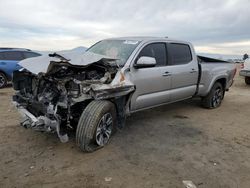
[129,42,171,111]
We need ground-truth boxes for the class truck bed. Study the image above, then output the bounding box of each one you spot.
[197,56,236,97]
[197,56,230,63]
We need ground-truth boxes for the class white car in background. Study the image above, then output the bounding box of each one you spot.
[240,58,250,85]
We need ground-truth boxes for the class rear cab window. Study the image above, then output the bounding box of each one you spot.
[168,43,192,65]
[137,43,167,67]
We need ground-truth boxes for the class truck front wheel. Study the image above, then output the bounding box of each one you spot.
[76,100,116,152]
[245,77,250,85]
[201,82,224,109]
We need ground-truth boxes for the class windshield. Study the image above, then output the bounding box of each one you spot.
[87,40,141,66]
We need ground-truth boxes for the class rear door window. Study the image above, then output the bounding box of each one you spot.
[168,43,192,65]
[137,43,167,66]
[23,52,40,59]
[2,51,24,61]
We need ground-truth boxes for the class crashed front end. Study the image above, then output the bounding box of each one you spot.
[12,52,134,142]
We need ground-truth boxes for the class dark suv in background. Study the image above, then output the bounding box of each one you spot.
[0,48,41,88]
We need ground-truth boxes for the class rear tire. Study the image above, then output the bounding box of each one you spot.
[201,82,224,109]
[76,100,116,152]
[245,77,250,85]
[0,72,7,89]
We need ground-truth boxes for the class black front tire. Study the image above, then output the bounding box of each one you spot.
[0,72,7,89]
[245,77,250,85]
[76,100,116,152]
[201,82,224,109]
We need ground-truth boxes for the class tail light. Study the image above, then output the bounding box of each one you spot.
[241,63,244,69]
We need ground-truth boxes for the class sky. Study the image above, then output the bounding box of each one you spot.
[0,0,250,55]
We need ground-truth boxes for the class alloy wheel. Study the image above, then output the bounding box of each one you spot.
[95,113,113,146]
[0,74,6,88]
[212,88,223,107]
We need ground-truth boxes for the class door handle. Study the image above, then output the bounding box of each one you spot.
[190,69,197,73]
[162,71,172,76]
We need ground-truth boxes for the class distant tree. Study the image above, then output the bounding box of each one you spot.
[243,53,249,60]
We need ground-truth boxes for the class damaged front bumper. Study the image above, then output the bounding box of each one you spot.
[13,101,68,143]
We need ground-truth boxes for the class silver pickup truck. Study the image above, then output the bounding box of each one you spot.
[12,37,236,152]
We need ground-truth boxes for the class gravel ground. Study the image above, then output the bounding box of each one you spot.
[0,68,250,188]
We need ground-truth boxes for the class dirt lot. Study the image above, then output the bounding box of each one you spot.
[0,69,250,188]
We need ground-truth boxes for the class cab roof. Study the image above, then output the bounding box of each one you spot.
[103,36,187,43]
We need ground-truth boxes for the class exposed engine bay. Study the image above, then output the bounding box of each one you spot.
[12,53,134,142]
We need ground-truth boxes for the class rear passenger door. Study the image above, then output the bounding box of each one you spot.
[167,43,199,101]
[130,42,171,111]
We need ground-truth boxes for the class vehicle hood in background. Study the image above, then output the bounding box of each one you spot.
[18,51,117,75]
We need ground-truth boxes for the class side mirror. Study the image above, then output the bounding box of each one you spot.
[134,56,156,68]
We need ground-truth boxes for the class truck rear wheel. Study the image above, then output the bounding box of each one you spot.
[0,72,7,89]
[245,77,250,85]
[76,100,116,152]
[201,82,224,109]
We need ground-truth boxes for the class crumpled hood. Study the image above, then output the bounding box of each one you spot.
[18,51,117,75]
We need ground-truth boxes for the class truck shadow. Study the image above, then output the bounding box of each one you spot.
[127,97,202,123]
[114,98,204,145]
[20,98,204,152]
